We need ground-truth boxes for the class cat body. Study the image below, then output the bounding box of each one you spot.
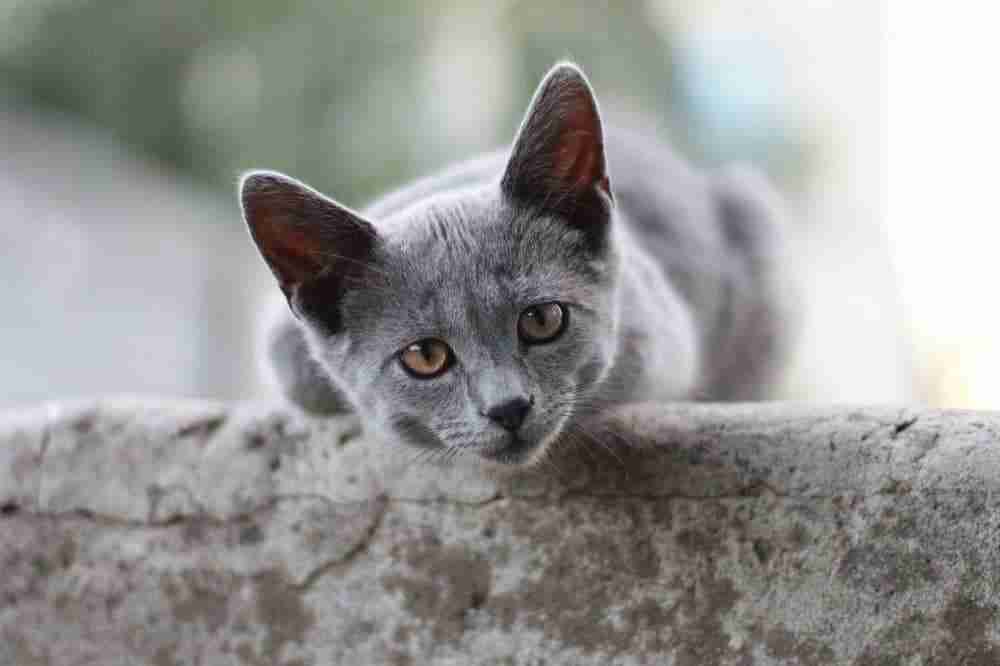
[242,64,789,467]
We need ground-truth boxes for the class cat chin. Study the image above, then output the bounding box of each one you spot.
[475,434,541,466]
[472,449,547,477]
[469,426,564,472]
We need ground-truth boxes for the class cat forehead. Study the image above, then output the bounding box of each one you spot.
[341,200,600,329]
[377,191,587,283]
[375,184,495,232]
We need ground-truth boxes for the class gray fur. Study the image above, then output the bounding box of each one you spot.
[241,63,791,468]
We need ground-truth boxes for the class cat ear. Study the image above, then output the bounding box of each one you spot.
[240,170,377,316]
[501,63,612,231]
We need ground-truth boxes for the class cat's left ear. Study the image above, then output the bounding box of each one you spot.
[240,170,378,327]
[501,63,612,242]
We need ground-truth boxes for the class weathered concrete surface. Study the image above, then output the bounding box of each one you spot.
[1,398,999,665]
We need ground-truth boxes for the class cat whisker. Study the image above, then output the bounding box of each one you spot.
[565,422,625,468]
[531,442,563,477]
[403,446,440,470]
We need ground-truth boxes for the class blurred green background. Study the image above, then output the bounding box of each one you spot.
[1,2,914,407]
[0,1,806,203]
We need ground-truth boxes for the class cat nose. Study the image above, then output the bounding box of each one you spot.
[484,395,534,432]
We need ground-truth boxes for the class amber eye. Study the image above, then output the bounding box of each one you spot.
[518,302,567,344]
[399,339,453,378]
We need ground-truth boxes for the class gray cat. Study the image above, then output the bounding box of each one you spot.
[240,63,791,468]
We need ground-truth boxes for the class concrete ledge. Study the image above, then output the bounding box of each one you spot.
[1,399,999,664]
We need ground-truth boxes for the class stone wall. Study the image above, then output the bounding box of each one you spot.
[2,399,998,664]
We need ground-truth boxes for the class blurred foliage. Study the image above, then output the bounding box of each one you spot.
[0,0,808,208]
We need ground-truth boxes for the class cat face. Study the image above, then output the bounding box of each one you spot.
[242,63,617,466]
[322,192,619,466]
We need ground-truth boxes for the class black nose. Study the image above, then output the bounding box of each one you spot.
[485,396,534,432]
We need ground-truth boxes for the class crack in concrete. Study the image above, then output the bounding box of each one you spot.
[858,414,922,444]
[0,489,505,529]
[290,494,389,592]
[174,413,228,441]
[891,416,920,438]
[7,480,994,531]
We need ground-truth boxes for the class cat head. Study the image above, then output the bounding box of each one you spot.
[241,63,619,468]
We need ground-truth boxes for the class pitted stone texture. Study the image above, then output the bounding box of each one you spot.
[1,399,999,665]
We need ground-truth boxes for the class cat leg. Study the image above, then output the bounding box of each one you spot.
[264,311,353,416]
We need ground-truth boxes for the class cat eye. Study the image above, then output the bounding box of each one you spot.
[518,302,567,344]
[399,339,454,378]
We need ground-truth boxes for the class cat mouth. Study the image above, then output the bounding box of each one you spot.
[476,433,541,465]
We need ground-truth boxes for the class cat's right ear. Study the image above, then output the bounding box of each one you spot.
[501,63,612,249]
[240,170,378,320]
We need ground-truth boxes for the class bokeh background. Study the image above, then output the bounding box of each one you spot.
[0,1,977,409]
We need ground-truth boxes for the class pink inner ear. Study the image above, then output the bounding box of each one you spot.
[551,92,608,196]
[247,193,327,288]
[259,223,325,285]
[556,130,599,192]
